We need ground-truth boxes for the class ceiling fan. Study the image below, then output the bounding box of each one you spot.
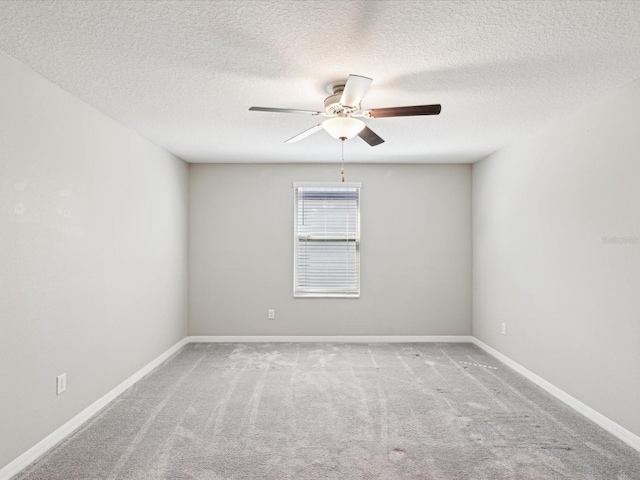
[249,74,441,146]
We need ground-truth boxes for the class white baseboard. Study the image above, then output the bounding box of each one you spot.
[0,337,189,480]
[188,335,473,343]
[471,337,640,453]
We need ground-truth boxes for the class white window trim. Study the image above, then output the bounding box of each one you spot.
[293,182,362,298]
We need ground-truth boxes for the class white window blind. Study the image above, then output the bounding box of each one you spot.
[294,182,361,298]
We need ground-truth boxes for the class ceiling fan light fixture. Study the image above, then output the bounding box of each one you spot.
[322,116,365,140]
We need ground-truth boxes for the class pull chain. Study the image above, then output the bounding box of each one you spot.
[341,138,345,182]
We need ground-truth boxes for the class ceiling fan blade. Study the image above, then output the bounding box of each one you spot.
[340,74,373,107]
[365,104,441,118]
[285,124,324,143]
[358,126,385,146]
[250,106,321,115]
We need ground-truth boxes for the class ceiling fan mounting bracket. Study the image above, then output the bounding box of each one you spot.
[324,81,345,95]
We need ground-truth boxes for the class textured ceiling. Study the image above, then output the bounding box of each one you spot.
[1,0,640,164]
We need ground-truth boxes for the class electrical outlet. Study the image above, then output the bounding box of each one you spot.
[268,309,275,320]
[501,323,507,335]
[56,373,67,395]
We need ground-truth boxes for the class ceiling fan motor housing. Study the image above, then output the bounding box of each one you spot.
[324,82,359,116]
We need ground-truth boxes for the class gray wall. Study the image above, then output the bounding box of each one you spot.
[189,163,472,336]
[0,52,189,469]
[472,80,640,437]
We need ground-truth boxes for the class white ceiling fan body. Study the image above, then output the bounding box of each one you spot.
[250,74,441,146]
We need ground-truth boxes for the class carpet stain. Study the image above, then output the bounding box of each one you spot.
[389,447,406,462]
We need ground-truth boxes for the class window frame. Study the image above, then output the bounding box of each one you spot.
[293,182,361,298]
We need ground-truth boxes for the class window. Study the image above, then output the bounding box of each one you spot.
[293,182,361,297]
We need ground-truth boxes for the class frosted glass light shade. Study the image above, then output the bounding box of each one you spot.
[322,117,365,140]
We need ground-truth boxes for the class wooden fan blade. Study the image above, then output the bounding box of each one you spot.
[340,74,373,107]
[285,124,324,143]
[250,106,321,115]
[358,126,385,146]
[366,104,441,118]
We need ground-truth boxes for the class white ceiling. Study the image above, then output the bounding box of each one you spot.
[1,0,640,164]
